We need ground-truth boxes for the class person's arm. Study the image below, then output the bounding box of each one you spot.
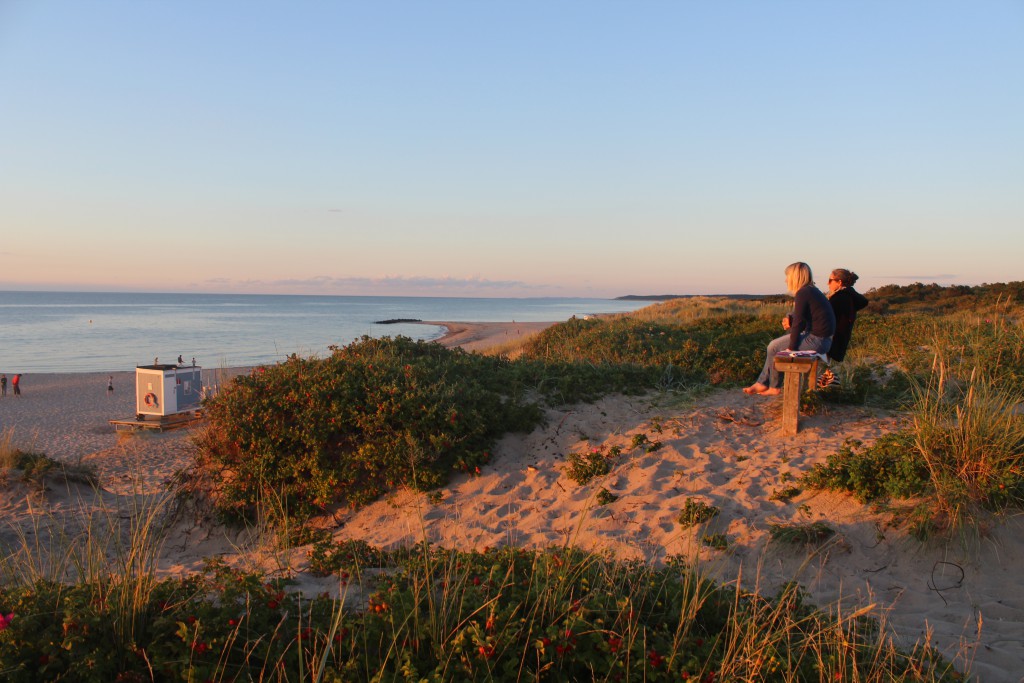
[851,289,869,311]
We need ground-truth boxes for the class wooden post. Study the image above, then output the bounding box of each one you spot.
[773,356,819,436]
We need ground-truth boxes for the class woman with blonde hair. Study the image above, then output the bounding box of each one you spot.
[744,262,836,396]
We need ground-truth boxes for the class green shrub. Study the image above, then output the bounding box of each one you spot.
[678,499,720,528]
[307,537,387,577]
[519,357,662,404]
[520,314,779,387]
[630,433,664,452]
[803,435,930,503]
[564,445,621,485]
[197,336,545,521]
[769,486,802,503]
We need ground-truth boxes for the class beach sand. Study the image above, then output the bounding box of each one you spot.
[2,322,1022,681]
[422,319,557,352]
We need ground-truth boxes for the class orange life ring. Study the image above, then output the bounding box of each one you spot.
[144,392,158,407]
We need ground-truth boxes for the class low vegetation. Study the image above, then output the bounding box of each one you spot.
[1,429,97,489]
[4,282,1023,680]
[518,312,777,386]
[0,544,962,682]
[194,337,544,522]
[768,521,836,546]
[564,445,620,486]
[677,498,720,529]
[191,283,1024,534]
[803,285,1024,532]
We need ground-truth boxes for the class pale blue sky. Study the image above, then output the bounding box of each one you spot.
[1,1,1021,297]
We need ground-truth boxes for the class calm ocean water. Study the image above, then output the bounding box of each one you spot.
[0,292,649,373]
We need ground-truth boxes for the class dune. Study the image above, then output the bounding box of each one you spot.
[1,324,1022,680]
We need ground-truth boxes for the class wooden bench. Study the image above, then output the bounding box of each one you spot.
[109,410,202,432]
[773,355,821,436]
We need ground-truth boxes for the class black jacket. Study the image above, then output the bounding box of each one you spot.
[828,287,869,362]
[789,285,837,350]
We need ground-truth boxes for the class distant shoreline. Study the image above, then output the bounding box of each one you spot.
[616,293,786,301]
[418,320,557,352]
[7,321,554,376]
[0,292,641,374]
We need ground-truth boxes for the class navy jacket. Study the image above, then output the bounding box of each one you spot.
[789,285,837,350]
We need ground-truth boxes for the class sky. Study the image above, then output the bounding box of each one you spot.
[1,1,1021,298]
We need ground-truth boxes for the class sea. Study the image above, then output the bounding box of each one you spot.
[0,291,651,374]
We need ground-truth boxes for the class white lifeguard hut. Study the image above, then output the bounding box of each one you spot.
[135,363,203,419]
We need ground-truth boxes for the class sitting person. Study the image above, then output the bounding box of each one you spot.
[817,268,869,388]
[744,262,836,396]
[826,268,868,362]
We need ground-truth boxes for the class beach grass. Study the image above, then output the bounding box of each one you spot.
[804,307,1024,535]
[5,283,1024,680]
[189,285,1024,537]
[1,428,97,490]
[0,510,966,682]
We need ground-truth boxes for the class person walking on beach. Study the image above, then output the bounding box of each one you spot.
[743,262,835,396]
[0,374,6,397]
[12,373,21,396]
[107,375,114,395]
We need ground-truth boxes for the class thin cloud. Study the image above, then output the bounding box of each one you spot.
[872,274,958,282]
[878,274,958,281]
[195,275,548,294]
[273,275,545,291]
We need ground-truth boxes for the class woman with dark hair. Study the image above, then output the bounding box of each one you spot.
[744,262,836,396]
[817,268,869,388]
[825,268,869,363]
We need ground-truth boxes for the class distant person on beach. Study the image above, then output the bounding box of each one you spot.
[178,355,184,364]
[744,262,835,397]
[107,375,114,395]
[12,373,22,396]
[816,268,869,388]
[0,374,6,397]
